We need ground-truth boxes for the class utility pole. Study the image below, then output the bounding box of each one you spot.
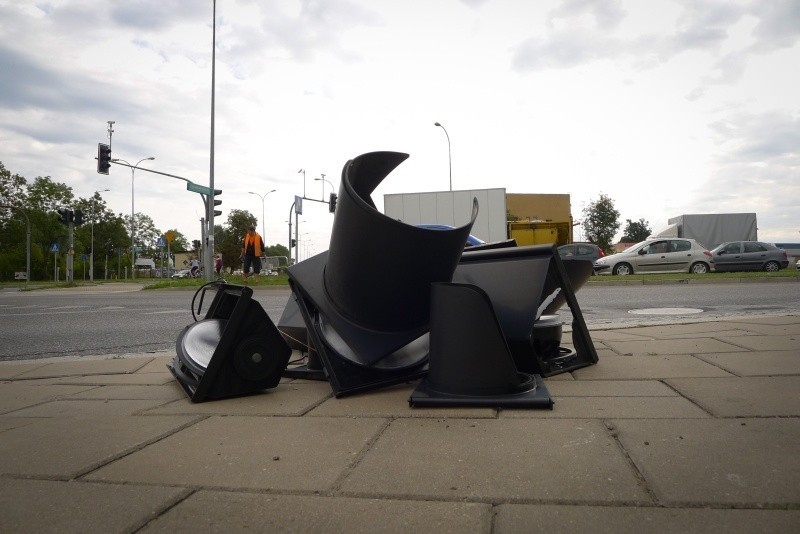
[67,220,74,282]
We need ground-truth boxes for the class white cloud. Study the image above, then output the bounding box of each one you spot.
[0,0,798,251]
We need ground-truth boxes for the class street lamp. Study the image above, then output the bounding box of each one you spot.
[248,189,276,242]
[90,188,110,282]
[314,175,334,199]
[112,156,154,279]
[434,122,452,191]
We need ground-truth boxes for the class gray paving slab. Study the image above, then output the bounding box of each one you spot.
[0,478,190,534]
[0,361,48,379]
[502,396,710,419]
[52,373,176,385]
[6,398,176,418]
[494,504,800,533]
[0,381,98,414]
[309,382,496,418]
[0,310,797,531]
[602,337,748,356]
[145,381,333,416]
[724,315,800,326]
[67,384,184,401]
[587,330,652,341]
[609,323,751,339]
[612,418,800,506]
[141,490,492,533]
[12,357,150,379]
[571,355,734,380]
[666,376,800,417]
[545,380,678,397]
[85,416,386,492]
[695,350,800,376]
[133,354,174,373]
[716,334,798,351]
[0,414,198,478]
[341,418,651,503]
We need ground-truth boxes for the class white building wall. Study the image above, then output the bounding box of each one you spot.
[383,188,507,242]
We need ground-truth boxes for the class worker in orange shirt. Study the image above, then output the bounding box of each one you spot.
[241,225,264,284]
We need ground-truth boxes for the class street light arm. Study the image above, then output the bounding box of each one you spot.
[434,122,452,191]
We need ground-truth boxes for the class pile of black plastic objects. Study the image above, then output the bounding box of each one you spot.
[170,150,598,407]
[283,151,598,408]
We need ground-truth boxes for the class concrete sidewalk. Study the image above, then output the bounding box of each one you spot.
[1,315,798,532]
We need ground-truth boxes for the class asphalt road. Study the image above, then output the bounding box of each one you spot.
[1,281,798,361]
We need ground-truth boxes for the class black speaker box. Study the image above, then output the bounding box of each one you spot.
[169,284,291,402]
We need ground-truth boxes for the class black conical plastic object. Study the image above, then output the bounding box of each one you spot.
[287,151,478,396]
[410,282,552,408]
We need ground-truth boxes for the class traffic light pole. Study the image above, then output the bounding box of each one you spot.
[108,161,221,281]
[67,221,74,283]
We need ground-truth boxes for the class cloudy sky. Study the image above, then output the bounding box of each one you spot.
[2,0,798,255]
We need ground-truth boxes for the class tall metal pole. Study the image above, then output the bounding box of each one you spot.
[434,122,452,191]
[248,189,276,244]
[298,169,305,198]
[206,0,217,282]
[294,209,299,264]
[113,157,154,279]
[288,202,295,265]
[314,175,333,200]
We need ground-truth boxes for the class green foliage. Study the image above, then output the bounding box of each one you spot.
[581,193,620,254]
[621,218,652,243]
[0,161,283,281]
[164,228,190,252]
[265,244,289,259]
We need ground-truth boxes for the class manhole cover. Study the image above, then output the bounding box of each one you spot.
[628,307,704,316]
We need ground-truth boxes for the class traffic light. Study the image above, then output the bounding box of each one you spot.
[106,243,114,256]
[57,208,73,225]
[73,209,83,226]
[97,143,111,175]
[212,189,222,217]
[193,240,201,250]
[291,239,297,248]
[329,192,337,213]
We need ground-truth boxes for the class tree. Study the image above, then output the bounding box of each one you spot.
[163,228,190,252]
[216,210,257,272]
[621,218,652,243]
[581,194,620,253]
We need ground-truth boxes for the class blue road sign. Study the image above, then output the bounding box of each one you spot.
[156,237,166,248]
[50,243,59,253]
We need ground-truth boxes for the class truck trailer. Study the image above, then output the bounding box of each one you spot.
[655,213,757,250]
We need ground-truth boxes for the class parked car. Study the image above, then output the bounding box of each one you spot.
[558,243,604,263]
[416,224,486,247]
[710,241,789,272]
[171,269,191,279]
[593,238,713,275]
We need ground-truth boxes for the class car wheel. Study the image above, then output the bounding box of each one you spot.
[613,263,632,276]
[690,262,709,274]
[763,260,780,272]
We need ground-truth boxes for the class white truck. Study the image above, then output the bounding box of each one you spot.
[655,213,758,250]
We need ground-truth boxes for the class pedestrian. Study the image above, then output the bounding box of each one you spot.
[241,225,264,284]
[215,254,222,277]
[189,257,200,278]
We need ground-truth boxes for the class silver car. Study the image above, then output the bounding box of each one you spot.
[594,238,713,275]
[710,241,789,272]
